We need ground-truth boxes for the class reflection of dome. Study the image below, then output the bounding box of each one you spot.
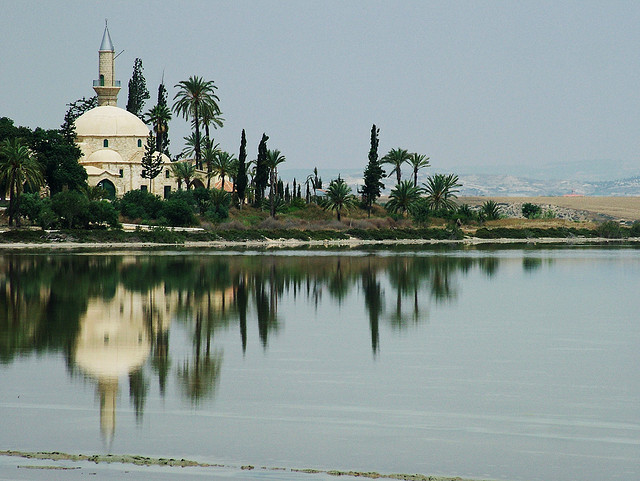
[75,106,148,137]
[86,149,124,164]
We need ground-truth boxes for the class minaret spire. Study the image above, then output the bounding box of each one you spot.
[94,20,120,106]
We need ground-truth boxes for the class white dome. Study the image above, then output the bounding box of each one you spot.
[85,149,124,164]
[75,105,149,137]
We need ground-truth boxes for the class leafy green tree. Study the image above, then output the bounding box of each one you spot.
[160,196,196,226]
[211,151,236,193]
[254,133,269,205]
[118,189,163,220]
[521,202,542,219]
[321,178,357,221]
[422,173,461,212]
[382,147,410,186]
[30,128,87,195]
[206,188,231,223]
[144,104,172,153]
[60,96,97,143]
[173,76,221,170]
[170,161,197,190]
[141,132,164,190]
[361,124,385,216]
[235,129,248,207]
[126,58,150,118]
[0,138,44,225]
[408,153,430,186]
[386,180,423,216]
[51,189,89,228]
[266,149,286,217]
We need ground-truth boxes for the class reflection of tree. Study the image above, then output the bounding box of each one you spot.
[362,265,383,355]
[129,368,148,423]
[523,257,543,272]
[177,312,222,404]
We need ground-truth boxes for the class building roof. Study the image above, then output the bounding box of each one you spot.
[75,106,149,138]
[84,149,124,166]
[100,24,114,52]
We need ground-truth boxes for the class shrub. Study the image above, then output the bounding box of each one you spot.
[206,189,231,223]
[522,203,542,219]
[596,221,623,239]
[480,200,501,220]
[51,190,90,228]
[409,198,431,225]
[18,193,43,224]
[191,187,211,215]
[630,221,640,237]
[88,200,120,228]
[118,189,163,220]
[159,198,196,226]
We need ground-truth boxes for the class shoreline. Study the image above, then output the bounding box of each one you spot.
[0,236,637,251]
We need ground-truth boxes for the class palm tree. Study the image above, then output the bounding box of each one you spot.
[181,132,206,161]
[201,139,221,189]
[480,200,501,220]
[210,151,236,192]
[144,104,172,152]
[407,153,430,186]
[173,76,220,170]
[381,148,411,186]
[386,180,423,216]
[197,102,224,145]
[321,178,357,221]
[170,161,197,190]
[0,138,44,226]
[266,149,286,217]
[422,173,461,212]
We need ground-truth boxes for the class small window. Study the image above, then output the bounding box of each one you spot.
[165,170,170,178]
[99,74,105,87]
[103,139,109,148]
[138,139,142,148]
[140,185,148,192]
[119,169,123,178]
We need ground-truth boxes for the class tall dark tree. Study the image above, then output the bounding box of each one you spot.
[361,124,385,217]
[31,128,87,195]
[236,129,248,207]
[141,132,164,190]
[61,96,98,143]
[126,58,150,118]
[254,133,269,205]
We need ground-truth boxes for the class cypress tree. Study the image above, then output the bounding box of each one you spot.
[236,129,248,207]
[126,58,150,118]
[141,132,164,190]
[254,133,269,205]
[361,124,385,217]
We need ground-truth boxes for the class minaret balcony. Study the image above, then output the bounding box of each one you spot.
[93,79,121,87]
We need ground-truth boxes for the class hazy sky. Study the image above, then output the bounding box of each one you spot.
[2,1,639,175]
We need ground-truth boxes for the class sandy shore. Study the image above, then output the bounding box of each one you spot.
[0,236,637,251]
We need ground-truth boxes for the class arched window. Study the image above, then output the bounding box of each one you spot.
[103,139,109,147]
[99,74,105,86]
[138,139,142,148]
[96,179,116,200]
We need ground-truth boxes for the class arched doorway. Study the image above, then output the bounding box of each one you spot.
[97,179,116,200]
[191,179,205,190]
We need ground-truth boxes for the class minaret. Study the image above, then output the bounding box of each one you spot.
[93,20,120,106]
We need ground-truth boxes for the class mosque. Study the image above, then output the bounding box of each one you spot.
[73,24,185,199]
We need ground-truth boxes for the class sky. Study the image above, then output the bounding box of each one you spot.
[2,0,640,178]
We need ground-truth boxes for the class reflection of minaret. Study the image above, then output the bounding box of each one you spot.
[93,20,121,106]
[98,379,118,447]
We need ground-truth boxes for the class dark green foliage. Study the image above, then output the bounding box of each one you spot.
[254,133,269,204]
[60,96,98,143]
[236,129,248,205]
[126,58,150,118]
[51,190,90,228]
[480,200,501,220]
[474,227,595,239]
[18,193,42,223]
[630,221,640,237]
[30,128,87,195]
[596,221,623,238]
[141,132,164,186]
[408,198,431,225]
[192,187,211,214]
[456,204,477,223]
[206,188,231,223]
[159,198,196,227]
[361,124,385,215]
[88,200,120,227]
[118,189,163,220]
[522,202,542,219]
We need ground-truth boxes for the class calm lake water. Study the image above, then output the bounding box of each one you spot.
[0,247,639,481]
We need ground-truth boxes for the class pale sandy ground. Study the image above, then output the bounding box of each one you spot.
[460,195,640,222]
[0,450,498,481]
